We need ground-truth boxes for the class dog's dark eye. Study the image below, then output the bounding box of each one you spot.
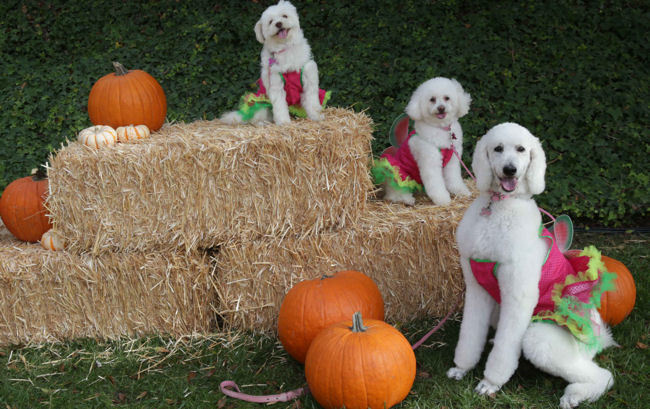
[444,96,450,101]
[269,19,273,25]
[282,14,288,18]
[517,146,526,152]
[430,97,436,103]
[494,146,503,153]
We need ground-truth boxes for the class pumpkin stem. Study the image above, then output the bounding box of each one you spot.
[32,167,48,181]
[350,312,367,333]
[112,61,129,76]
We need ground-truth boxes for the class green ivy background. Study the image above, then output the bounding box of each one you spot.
[1,0,647,226]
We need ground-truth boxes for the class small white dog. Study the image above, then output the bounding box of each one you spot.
[448,123,617,408]
[373,77,472,206]
[220,0,326,125]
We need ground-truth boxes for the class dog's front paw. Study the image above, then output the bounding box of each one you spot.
[308,112,324,121]
[475,378,501,396]
[446,367,467,380]
[430,194,451,206]
[274,116,291,126]
[454,186,471,197]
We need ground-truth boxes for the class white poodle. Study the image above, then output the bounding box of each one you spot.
[373,77,471,206]
[220,0,327,126]
[447,122,617,408]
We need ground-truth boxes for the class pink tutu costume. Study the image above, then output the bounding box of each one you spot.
[371,131,454,193]
[236,71,330,121]
[469,227,615,350]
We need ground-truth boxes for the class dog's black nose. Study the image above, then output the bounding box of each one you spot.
[503,165,517,177]
[276,22,283,28]
[437,106,446,113]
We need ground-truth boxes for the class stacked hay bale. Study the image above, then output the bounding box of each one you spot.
[1,107,471,344]
[0,222,216,345]
[47,108,374,254]
[214,197,472,333]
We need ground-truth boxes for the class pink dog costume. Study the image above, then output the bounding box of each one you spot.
[470,224,615,350]
[371,127,456,193]
[236,71,330,121]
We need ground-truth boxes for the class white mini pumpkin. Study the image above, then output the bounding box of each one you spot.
[116,124,150,143]
[40,230,65,251]
[78,125,117,148]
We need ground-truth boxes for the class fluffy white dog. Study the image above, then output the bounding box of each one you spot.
[447,123,617,408]
[376,77,472,206]
[220,0,325,125]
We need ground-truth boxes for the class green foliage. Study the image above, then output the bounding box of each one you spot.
[1,0,648,226]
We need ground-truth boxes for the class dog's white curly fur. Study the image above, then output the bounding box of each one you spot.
[448,123,616,408]
[220,0,322,126]
[384,77,471,206]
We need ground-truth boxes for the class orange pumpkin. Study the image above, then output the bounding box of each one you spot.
[277,270,384,363]
[88,62,167,131]
[305,312,416,409]
[0,169,52,242]
[599,255,636,326]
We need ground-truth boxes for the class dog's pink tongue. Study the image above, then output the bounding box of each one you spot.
[500,178,518,192]
[436,113,447,119]
[278,29,288,39]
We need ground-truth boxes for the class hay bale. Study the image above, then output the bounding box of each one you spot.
[0,223,217,346]
[46,108,373,254]
[214,189,475,334]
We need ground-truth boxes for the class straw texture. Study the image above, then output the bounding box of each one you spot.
[214,189,475,334]
[0,223,217,346]
[46,108,373,254]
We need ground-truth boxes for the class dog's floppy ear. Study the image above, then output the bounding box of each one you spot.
[405,90,423,122]
[254,19,265,44]
[452,78,471,118]
[526,134,546,195]
[472,133,493,192]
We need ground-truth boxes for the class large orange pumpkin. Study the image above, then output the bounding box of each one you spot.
[305,312,416,409]
[598,255,636,326]
[0,169,52,242]
[88,62,167,131]
[277,270,384,363]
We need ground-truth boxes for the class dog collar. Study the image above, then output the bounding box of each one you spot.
[269,48,289,66]
[480,191,511,216]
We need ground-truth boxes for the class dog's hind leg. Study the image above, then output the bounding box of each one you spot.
[522,322,614,409]
[383,183,415,205]
[220,110,245,125]
[250,108,272,126]
[300,60,324,121]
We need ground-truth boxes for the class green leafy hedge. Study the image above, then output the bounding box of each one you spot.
[1,0,648,226]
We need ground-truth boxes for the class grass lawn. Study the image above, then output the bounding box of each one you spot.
[0,232,646,408]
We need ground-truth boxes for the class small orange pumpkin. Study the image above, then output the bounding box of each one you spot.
[0,169,52,242]
[598,255,636,326]
[277,270,384,363]
[88,62,167,131]
[305,312,416,409]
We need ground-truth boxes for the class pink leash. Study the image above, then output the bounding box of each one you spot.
[220,381,308,403]
[219,298,462,403]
